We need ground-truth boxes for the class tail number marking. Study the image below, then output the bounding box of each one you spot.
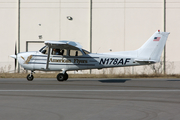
[99,58,131,65]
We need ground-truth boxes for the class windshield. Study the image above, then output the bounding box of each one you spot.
[39,46,46,52]
[40,46,48,54]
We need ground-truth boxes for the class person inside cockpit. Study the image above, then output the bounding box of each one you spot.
[52,49,60,55]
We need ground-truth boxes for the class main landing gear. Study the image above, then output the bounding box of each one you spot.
[27,71,34,81]
[57,72,68,81]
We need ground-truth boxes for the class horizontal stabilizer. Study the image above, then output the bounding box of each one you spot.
[134,59,156,64]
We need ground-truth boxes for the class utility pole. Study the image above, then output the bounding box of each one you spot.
[90,0,92,53]
[90,0,92,74]
[163,0,166,74]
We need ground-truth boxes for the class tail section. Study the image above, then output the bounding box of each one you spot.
[136,30,170,62]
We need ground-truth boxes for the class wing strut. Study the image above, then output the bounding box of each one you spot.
[46,46,51,70]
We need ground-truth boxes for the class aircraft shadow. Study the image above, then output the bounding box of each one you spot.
[99,79,131,83]
[167,80,180,81]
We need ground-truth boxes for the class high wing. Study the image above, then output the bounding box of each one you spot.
[44,40,82,50]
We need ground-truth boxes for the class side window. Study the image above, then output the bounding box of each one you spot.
[52,48,68,56]
[63,49,67,56]
[70,50,83,56]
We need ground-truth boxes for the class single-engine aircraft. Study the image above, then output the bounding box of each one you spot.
[10,30,170,81]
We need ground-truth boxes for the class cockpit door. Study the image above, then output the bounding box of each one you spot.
[48,48,67,71]
[33,46,51,70]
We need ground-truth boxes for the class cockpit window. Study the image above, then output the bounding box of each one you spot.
[39,46,46,52]
[82,49,91,54]
[70,50,83,56]
[41,46,48,54]
[40,46,85,56]
[52,48,67,56]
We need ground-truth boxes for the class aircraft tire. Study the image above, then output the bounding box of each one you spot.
[57,73,65,81]
[64,73,68,81]
[27,74,34,81]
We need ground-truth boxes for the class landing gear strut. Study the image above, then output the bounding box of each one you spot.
[57,72,68,81]
[27,71,34,81]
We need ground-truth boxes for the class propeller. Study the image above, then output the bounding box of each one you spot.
[10,42,18,72]
[15,42,17,71]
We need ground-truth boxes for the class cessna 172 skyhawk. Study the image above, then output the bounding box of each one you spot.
[10,30,169,81]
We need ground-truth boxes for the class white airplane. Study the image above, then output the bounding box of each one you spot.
[11,30,169,81]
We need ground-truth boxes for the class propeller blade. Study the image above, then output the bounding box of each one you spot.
[15,42,17,70]
[15,42,17,55]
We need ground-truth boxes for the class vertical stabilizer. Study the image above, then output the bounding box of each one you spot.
[137,30,170,62]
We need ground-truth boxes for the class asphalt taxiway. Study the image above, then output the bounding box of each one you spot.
[0,78,180,120]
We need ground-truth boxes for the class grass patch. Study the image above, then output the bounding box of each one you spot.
[0,73,180,78]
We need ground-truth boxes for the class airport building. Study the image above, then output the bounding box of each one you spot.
[1,0,180,74]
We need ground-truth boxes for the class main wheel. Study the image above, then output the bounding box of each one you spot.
[57,73,65,81]
[27,74,34,81]
[64,73,68,81]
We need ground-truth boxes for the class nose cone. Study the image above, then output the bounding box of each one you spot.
[10,55,17,59]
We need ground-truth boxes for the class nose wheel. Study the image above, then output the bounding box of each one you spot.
[57,72,68,81]
[27,71,34,81]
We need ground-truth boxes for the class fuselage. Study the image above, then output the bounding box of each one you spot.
[17,49,146,72]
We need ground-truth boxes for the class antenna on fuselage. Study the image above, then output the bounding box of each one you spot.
[96,47,101,53]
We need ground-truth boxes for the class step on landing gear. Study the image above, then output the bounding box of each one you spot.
[57,72,68,81]
[27,71,34,81]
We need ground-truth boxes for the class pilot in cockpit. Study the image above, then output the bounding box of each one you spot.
[53,49,60,55]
